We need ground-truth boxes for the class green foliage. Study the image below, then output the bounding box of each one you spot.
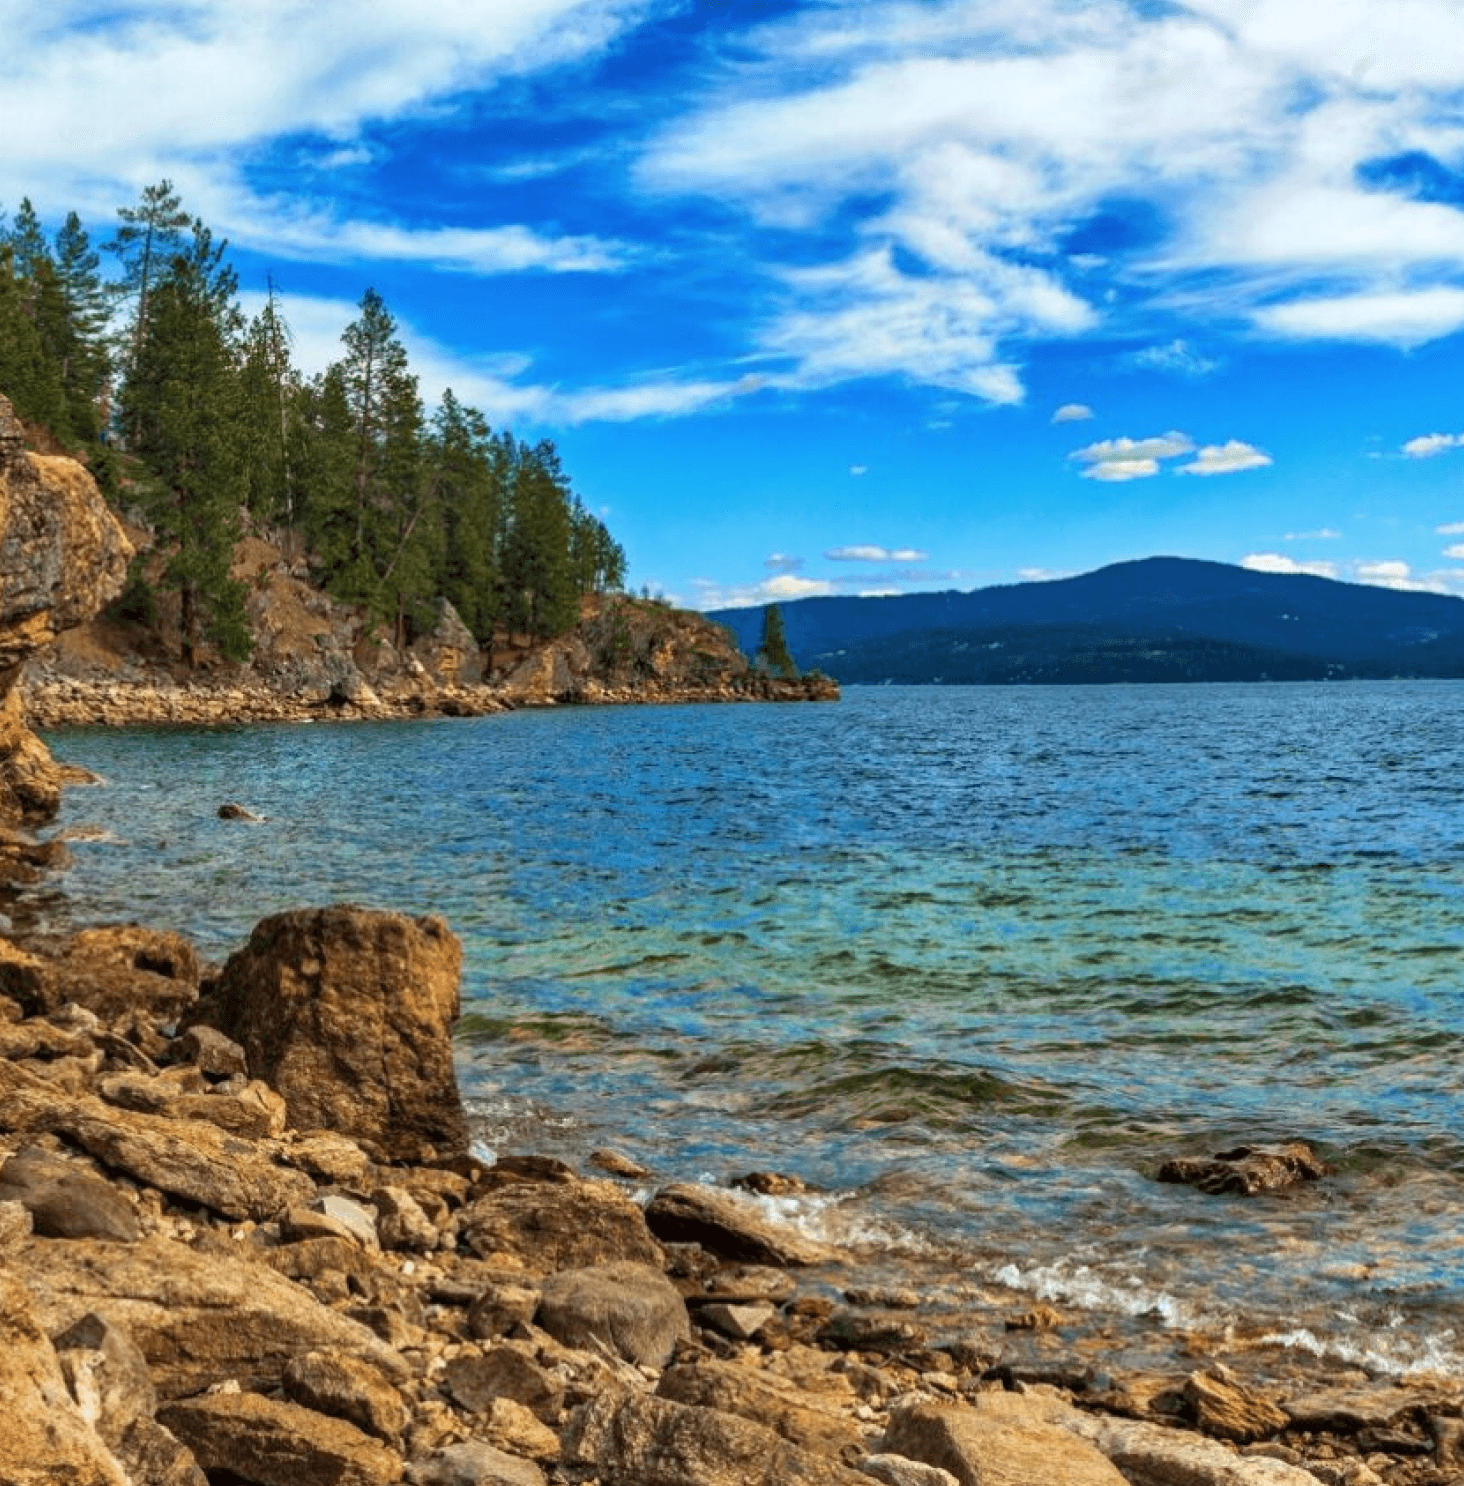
[757,603,798,678]
[2,196,632,668]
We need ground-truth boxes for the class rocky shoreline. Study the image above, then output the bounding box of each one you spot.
[0,904,1460,1486]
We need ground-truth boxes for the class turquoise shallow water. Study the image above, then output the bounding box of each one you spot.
[37,682,1464,1376]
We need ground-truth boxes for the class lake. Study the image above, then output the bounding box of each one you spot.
[38,681,1464,1379]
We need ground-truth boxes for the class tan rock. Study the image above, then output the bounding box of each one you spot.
[645,1182,836,1266]
[1157,1142,1328,1196]
[473,1396,561,1461]
[159,1390,404,1485]
[283,1350,412,1443]
[28,924,201,1021]
[658,1360,865,1459]
[202,905,468,1163]
[443,1345,566,1423]
[1187,1369,1289,1443]
[411,1440,545,1486]
[0,1269,129,1485]
[459,1177,663,1272]
[564,1386,872,1486]
[16,1234,405,1399]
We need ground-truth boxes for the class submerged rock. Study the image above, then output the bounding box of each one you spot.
[1156,1142,1329,1196]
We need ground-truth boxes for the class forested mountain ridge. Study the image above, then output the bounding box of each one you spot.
[712,558,1464,684]
[0,185,625,673]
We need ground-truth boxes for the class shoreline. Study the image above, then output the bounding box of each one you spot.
[0,897,1457,1485]
[24,670,840,729]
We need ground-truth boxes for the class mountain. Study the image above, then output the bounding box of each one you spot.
[709,558,1464,684]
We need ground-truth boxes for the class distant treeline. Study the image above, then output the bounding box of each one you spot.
[0,183,626,664]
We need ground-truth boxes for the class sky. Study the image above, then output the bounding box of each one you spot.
[5,0,1464,611]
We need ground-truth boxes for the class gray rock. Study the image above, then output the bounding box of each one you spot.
[861,1456,960,1486]
[699,1300,776,1341]
[537,1261,689,1369]
[174,1024,248,1079]
[409,1441,545,1486]
[0,1145,141,1242]
[312,1193,381,1248]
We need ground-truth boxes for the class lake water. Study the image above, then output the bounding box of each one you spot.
[36,682,1464,1381]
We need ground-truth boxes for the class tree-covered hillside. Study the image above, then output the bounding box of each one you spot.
[0,184,626,666]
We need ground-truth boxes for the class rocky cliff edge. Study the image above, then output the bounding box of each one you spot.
[0,394,129,869]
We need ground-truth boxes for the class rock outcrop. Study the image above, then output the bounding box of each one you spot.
[0,393,129,871]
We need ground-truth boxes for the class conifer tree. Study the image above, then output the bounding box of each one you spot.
[120,219,251,664]
[757,603,797,677]
[429,389,502,642]
[239,285,301,522]
[107,181,190,437]
[53,212,111,442]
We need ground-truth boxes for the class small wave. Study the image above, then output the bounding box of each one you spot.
[1258,1325,1464,1380]
[992,1260,1201,1329]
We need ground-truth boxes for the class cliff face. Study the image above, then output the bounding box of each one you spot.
[0,394,129,856]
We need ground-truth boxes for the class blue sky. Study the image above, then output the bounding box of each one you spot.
[6,0,1464,610]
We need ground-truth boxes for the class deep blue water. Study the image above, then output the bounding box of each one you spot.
[38,682,1464,1377]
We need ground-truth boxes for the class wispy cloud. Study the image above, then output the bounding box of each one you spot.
[1051,403,1093,423]
[1123,340,1221,378]
[1285,528,1342,540]
[826,544,930,562]
[763,552,804,573]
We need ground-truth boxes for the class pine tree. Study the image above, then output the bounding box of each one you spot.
[120,219,250,664]
[757,603,797,678]
[239,283,301,522]
[429,390,502,643]
[53,212,112,443]
[107,181,190,438]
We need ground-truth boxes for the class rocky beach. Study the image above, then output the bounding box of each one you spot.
[1,398,1462,1486]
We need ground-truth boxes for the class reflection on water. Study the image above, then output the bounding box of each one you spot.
[42,681,1464,1376]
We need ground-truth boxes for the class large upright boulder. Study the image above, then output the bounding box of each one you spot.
[0,392,130,829]
[201,905,469,1163]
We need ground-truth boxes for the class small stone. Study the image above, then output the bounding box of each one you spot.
[537,1260,690,1369]
[282,1350,411,1442]
[589,1148,649,1179]
[467,1283,540,1340]
[860,1454,961,1486]
[444,1346,565,1423]
[313,1193,380,1248]
[700,1301,776,1341]
[410,1440,545,1486]
[375,1185,438,1252]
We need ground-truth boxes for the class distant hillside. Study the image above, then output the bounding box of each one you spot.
[709,558,1464,684]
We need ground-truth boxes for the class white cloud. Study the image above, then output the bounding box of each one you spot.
[1016,566,1070,581]
[1241,552,1340,578]
[1353,559,1434,591]
[689,573,836,610]
[1438,522,1464,534]
[1178,440,1273,476]
[849,464,869,475]
[1404,432,1464,458]
[1070,431,1194,480]
[1051,403,1093,423]
[1255,289,1464,348]
[1284,528,1342,540]
[1443,544,1464,560]
[641,0,1464,393]
[858,587,903,597]
[0,0,652,265]
[826,544,930,562]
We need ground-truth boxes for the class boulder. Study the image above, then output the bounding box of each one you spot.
[282,1350,412,1443]
[1157,1143,1328,1196]
[884,1397,1129,1486]
[0,1270,129,1485]
[564,1387,871,1486]
[28,924,201,1021]
[443,1345,566,1423]
[657,1360,865,1459]
[0,1057,312,1220]
[537,1261,689,1369]
[15,1234,405,1399]
[0,1144,141,1242]
[459,1177,663,1272]
[159,1390,404,1486]
[1186,1369,1289,1443]
[645,1182,835,1266]
[201,905,469,1163]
